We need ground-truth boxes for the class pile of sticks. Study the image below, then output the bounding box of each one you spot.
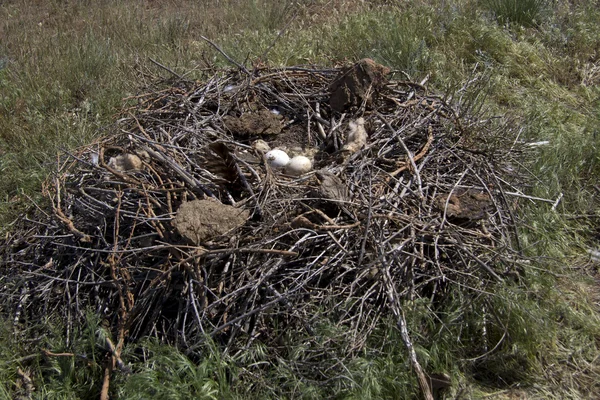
[0,62,527,392]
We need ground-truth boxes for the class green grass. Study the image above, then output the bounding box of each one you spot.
[1,0,600,398]
[119,339,228,400]
[481,0,548,27]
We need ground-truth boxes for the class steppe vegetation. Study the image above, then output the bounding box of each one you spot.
[0,0,599,398]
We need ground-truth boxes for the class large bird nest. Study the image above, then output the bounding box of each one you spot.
[1,59,526,379]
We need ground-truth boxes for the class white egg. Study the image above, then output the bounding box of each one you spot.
[285,156,312,176]
[265,149,290,168]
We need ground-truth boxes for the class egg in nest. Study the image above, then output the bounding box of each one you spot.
[285,156,312,176]
[265,149,290,168]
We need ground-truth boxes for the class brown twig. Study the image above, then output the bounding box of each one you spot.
[389,124,434,177]
[100,359,113,400]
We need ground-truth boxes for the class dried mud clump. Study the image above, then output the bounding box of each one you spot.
[174,200,249,244]
[329,58,391,112]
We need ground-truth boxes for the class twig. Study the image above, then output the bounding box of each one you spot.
[200,35,249,74]
[291,215,360,231]
[148,57,183,79]
[173,245,299,258]
[503,191,556,203]
[381,258,434,400]
[42,349,93,364]
[4,354,39,365]
[100,360,113,400]
[16,368,35,398]
[315,102,327,140]
[51,175,92,242]
[390,125,434,177]
[551,192,564,211]
[141,145,215,198]
[379,113,424,199]
[458,242,504,283]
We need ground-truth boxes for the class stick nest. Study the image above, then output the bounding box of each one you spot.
[1,60,525,361]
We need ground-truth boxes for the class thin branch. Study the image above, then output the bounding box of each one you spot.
[200,35,249,74]
[148,57,183,79]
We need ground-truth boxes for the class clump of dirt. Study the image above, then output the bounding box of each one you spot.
[329,58,391,112]
[174,199,249,244]
[223,109,282,136]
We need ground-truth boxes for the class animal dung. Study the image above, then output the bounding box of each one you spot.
[435,189,492,221]
[174,199,249,244]
[265,149,290,168]
[223,109,282,136]
[285,155,312,176]
[342,117,367,153]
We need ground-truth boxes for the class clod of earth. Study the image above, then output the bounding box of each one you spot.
[223,109,282,136]
[329,58,391,112]
[174,199,249,244]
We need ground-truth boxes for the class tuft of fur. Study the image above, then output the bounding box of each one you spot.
[342,117,367,153]
[107,153,143,171]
